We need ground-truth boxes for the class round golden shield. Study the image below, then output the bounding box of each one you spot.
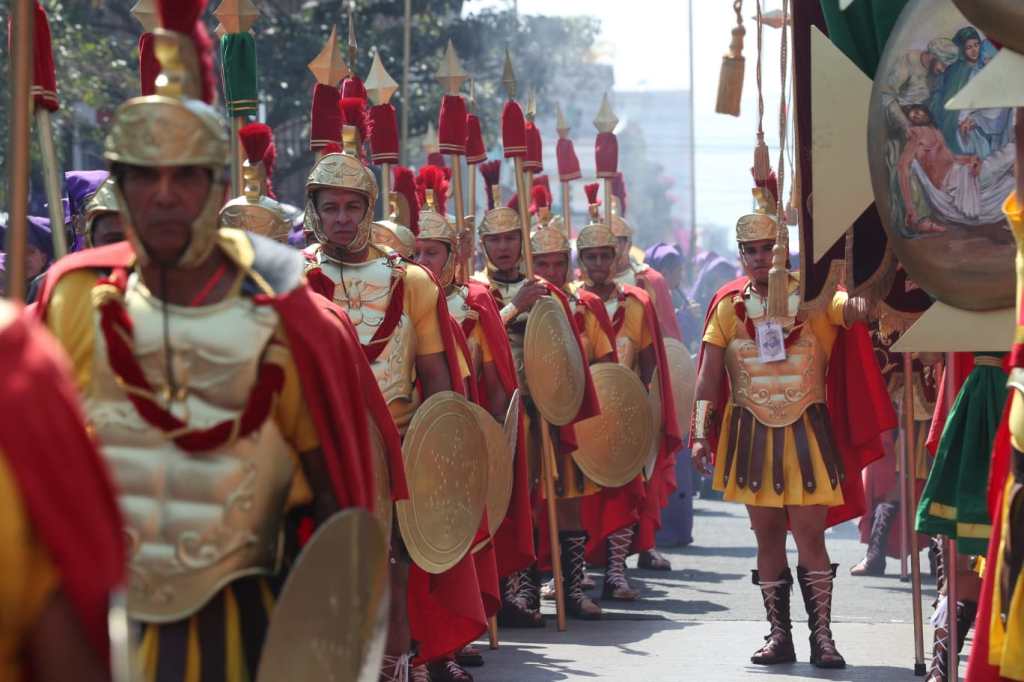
[571,363,655,487]
[523,295,587,426]
[396,391,489,574]
[647,338,697,478]
[369,421,393,541]
[258,509,389,682]
[467,402,514,538]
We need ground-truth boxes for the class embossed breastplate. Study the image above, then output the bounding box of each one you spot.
[318,253,416,406]
[724,325,827,428]
[85,277,295,623]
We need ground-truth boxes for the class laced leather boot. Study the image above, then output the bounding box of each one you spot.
[750,568,796,665]
[496,570,543,628]
[561,531,602,620]
[602,527,640,600]
[797,564,846,669]
[850,501,897,576]
[926,598,978,681]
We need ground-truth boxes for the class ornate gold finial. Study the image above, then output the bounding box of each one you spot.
[555,102,570,139]
[422,122,439,155]
[502,49,517,99]
[308,25,350,86]
[525,91,538,122]
[436,40,468,96]
[593,92,618,133]
[213,0,260,34]
[347,5,358,65]
[365,52,398,105]
[130,0,159,32]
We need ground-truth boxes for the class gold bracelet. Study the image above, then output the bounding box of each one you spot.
[692,399,713,440]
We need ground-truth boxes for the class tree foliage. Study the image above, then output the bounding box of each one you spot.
[1,0,608,208]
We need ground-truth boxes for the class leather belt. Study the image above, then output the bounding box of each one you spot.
[792,416,816,493]
[807,403,842,489]
[722,407,742,487]
[734,409,754,489]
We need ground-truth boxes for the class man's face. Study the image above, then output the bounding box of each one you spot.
[482,232,522,273]
[580,246,616,286]
[964,38,980,63]
[119,165,213,265]
[414,239,450,280]
[739,239,775,285]
[533,252,569,287]
[315,188,369,248]
[90,213,125,247]
[929,57,948,75]
[25,244,47,279]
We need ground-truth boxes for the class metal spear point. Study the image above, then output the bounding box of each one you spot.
[309,26,350,86]
[436,40,468,95]
[365,53,399,106]
[213,0,260,34]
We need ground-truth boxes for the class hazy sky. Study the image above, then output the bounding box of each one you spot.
[464,0,789,242]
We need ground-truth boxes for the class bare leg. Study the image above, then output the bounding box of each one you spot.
[747,505,789,580]
[788,504,831,572]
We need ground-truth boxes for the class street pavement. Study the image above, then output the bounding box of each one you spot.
[471,497,962,681]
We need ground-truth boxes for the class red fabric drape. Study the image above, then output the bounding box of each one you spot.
[0,308,124,669]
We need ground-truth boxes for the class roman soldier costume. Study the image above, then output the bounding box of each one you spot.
[574,217,682,602]
[693,184,893,669]
[36,3,401,678]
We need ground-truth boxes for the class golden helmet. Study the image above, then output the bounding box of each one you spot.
[103,28,229,268]
[735,187,779,243]
[371,221,416,259]
[530,225,569,255]
[220,124,290,242]
[83,177,122,247]
[416,189,459,288]
[478,206,520,238]
[304,125,379,253]
[576,222,617,251]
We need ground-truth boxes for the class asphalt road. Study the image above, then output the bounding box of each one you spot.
[470,498,953,681]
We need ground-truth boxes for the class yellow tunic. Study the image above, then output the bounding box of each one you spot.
[44,231,321,681]
[704,282,848,507]
[0,452,59,682]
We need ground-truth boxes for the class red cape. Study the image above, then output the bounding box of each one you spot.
[694,277,895,527]
[635,265,683,342]
[0,307,125,668]
[464,281,535,576]
[626,284,683,551]
[926,352,975,456]
[37,240,404,511]
[965,397,1013,682]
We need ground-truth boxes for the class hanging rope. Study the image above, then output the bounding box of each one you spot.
[752,0,771,182]
[765,0,791,318]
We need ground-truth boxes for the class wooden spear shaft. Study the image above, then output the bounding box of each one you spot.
[35,109,68,258]
[6,0,34,301]
[902,353,926,675]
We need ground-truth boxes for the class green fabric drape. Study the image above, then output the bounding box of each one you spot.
[917,354,1007,555]
[220,32,258,116]
[818,0,910,78]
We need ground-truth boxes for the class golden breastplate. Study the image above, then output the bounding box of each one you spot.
[724,325,827,428]
[319,254,416,406]
[85,278,295,623]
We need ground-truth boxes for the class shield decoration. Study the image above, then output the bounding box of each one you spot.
[257,509,389,682]
[396,391,489,574]
[523,295,587,426]
[571,363,655,487]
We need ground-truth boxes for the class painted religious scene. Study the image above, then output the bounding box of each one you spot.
[869,0,1017,309]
